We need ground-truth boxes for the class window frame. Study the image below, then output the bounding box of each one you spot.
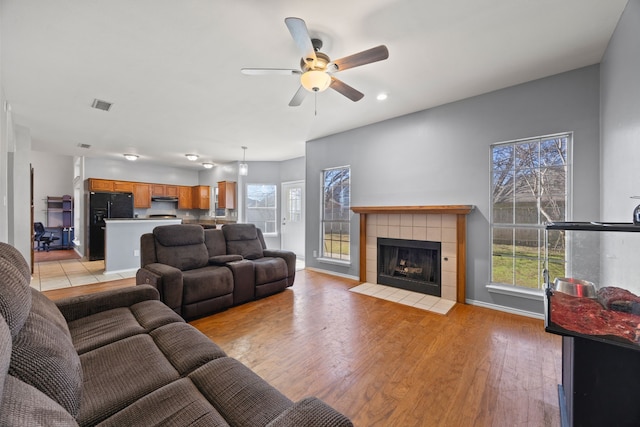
[320,165,351,263]
[488,132,572,296]
[245,183,278,236]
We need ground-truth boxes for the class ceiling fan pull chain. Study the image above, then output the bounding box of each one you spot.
[314,90,318,116]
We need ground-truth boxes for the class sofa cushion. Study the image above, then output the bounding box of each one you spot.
[189,357,293,426]
[204,228,228,257]
[253,257,289,285]
[95,378,228,427]
[0,375,79,427]
[267,397,354,427]
[150,322,226,375]
[68,300,184,355]
[222,224,264,260]
[154,225,209,270]
[78,334,180,426]
[182,266,233,305]
[0,253,32,338]
[9,308,83,416]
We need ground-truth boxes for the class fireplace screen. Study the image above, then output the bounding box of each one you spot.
[377,238,441,296]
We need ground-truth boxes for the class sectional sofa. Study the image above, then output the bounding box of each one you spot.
[0,242,352,426]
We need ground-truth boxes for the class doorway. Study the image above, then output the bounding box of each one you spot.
[281,180,305,260]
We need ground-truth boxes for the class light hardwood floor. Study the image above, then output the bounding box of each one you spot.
[45,269,562,426]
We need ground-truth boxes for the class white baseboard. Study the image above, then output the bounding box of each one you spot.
[466,299,544,320]
[304,266,360,281]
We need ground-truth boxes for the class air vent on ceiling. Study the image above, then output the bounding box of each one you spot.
[77,143,91,149]
[91,98,112,111]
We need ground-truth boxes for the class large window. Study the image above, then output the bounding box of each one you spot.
[322,166,350,261]
[491,133,570,290]
[246,184,277,235]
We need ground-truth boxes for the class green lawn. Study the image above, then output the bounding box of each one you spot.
[492,244,565,289]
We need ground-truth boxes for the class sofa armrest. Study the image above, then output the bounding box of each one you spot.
[266,397,353,427]
[209,254,243,266]
[263,249,296,278]
[55,285,160,322]
[138,263,184,314]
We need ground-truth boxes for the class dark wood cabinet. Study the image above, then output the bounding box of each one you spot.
[217,181,236,209]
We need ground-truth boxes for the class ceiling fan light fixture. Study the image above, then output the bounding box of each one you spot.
[185,154,199,161]
[301,70,331,93]
[202,162,214,169]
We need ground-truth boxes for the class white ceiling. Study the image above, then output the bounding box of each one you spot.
[1,0,628,170]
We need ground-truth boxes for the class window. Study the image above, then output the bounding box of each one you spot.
[321,166,350,261]
[246,184,277,234]
[491,133,570,290]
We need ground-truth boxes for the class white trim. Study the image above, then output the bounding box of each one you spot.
[103,267,137,275]
[486,283,544,301]
[467,298,544,320]
[316,257,351,267]
[305,266,359,281]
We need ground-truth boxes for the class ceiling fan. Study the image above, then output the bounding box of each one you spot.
[241,17,389,106]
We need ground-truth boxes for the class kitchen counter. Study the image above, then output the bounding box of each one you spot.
[104,218,182,273]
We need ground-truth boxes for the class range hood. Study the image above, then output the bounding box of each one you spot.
[151,196,179,202]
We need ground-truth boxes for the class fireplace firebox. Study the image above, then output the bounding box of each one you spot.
[377,238,441,296]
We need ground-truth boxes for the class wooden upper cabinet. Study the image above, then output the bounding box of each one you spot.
[166,185,179,198]
[151,184,166,196]
[133,183,151,208]
[178,186,193,209]
[218,181,236,209]
[114,181,134,193]
[192,185,211,210]
[88,178,114,192]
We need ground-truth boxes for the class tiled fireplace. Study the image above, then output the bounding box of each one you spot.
[351,206,474,303]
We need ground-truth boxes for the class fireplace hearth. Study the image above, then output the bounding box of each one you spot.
[377,237,441,296]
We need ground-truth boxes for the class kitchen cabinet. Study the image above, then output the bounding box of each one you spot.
[88,178,114,192]
[217,181,236,209]
[113,181,134,192]
[133,183,151,208]
[192,185,211,210]
[166,185,178,198]
[151,184,166,196]
[178,186,193,209]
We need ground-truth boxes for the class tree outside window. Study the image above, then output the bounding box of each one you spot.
[491,134,570,289]
[246,184,277,234]
[322,166,350,261]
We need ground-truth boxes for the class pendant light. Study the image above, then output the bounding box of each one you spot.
[239,146,248,176]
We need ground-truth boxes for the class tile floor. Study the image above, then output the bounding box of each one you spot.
[349,282,456,315]
[31,259,136,292]
[32,258,307,292]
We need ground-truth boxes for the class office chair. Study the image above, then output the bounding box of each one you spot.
[33,222,60,252]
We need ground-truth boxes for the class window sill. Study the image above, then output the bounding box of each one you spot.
[317,257,351,267]
[486,283,544,301]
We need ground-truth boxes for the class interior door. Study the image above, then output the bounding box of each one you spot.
[281,180,305,260]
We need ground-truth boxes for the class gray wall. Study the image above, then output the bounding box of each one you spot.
[306,65,601,314]
[600,0,640,221]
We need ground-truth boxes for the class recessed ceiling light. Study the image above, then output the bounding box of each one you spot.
[202,163,214,169]
[124,154,139,161]
[376,93,388,101]
[185,154,199,161]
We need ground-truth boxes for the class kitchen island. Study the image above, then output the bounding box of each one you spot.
[104,218,182,274]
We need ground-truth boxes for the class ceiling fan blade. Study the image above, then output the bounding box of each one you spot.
[329,77,364,102]
[241,68,301,76]
[329,45,389,72]
[288,86,308,107]
[285,17,317,66]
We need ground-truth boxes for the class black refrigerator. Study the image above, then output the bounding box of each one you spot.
[88,192,134,261]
